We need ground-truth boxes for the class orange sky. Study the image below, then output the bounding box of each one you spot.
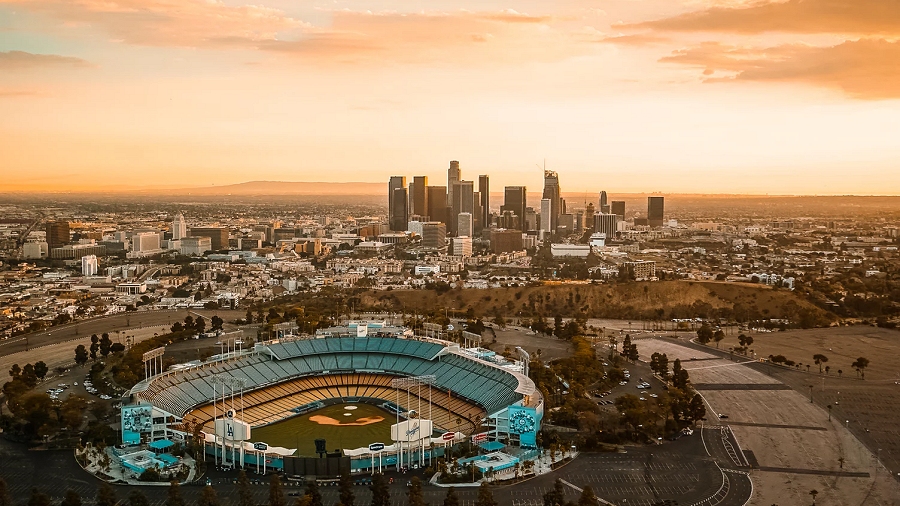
[2,0,899,194]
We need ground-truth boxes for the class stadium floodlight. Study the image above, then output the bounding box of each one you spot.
[462,331,482,348]
[391,375,436,389]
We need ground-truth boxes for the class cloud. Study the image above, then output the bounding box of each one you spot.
[599,33,670,46]
[1,2,569,65]
[260,10,576,66]
[0,50,90,69]
[630,0,900,35]
[661,38,900,99]
[0,0,309,48]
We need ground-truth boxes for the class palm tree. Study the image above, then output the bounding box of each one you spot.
[809,489,818,505]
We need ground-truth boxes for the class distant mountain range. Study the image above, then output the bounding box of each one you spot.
[167,181,386,196]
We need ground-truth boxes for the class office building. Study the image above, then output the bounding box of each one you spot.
[50,243,107,260]
[457,212,473,238]
[388,176,408,231]
[450,180,474,236]
[410,176,428,217]
[574,211,584,233]
[452,236,473,257]
[426,186,447,224]
[594,213,619,238]
[540,198,552,239]
[189,227,229,251]
[421,222,447,250]
[648,196,665,228]
[490,229,523,254]
[131,232,162,257]
[171,213,187,240]
[473,192,484,233]
[558,213,574,234]
[23,241,48,259]
[599,191,609,214]
[447,160,461,204]
[502,186,527,231]
[180,237,212,256]
[391,187,409,232]
[81,255,98,276]
[542,170,561,232]
[46,221,70,249]
[525,207,538,231]
[478,175,490,230]
[611,201,625,220]
[498,211,519,230]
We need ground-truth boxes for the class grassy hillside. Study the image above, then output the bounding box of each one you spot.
[358,281,835,326]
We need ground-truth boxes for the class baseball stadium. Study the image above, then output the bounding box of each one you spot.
[123,322,543,476]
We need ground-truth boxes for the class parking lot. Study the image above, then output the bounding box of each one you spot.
[636,337,900,506]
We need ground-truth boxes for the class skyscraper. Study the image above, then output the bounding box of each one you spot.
[457,212,473,238]
[172,213,187,240]
[447,160,461,204]
[45,221,70,249]
[478,175,490,229]
[388,176,407,231]
[648,196,665,228]
[611,201,626,220]
[411,176,428,217]
[450,180,474,236]
[540,198,552,239]
[426,186,447,224]
[542,170,561,232]
[599,191,610,214]
[594,213,619,238]
[502,186,526,231]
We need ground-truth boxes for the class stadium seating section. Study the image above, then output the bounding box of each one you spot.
[137,337,523,433]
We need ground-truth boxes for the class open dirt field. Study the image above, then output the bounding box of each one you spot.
[634,337,900,505]
[709,326,900,485]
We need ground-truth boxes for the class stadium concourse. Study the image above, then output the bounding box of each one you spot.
[125,328,543,474]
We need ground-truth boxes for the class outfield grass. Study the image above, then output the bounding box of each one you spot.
[252,403,394,456]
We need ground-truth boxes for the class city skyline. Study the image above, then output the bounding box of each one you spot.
[2,0,899,195]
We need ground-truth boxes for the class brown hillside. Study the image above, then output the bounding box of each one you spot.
[359,281,835,325]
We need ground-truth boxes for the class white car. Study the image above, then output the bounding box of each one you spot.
[649,393,659,398]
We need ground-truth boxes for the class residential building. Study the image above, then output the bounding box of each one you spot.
[452,236,473,257]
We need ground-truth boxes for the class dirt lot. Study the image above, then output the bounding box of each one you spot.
[712,326,900,482]
[635,337,900,506]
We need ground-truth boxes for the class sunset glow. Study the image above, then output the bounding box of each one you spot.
[2,0,899,194]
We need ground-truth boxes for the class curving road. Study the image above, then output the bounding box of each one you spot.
[0,309,245,357]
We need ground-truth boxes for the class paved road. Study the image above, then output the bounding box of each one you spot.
[0,434,752,506]
[0,309,245,357]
